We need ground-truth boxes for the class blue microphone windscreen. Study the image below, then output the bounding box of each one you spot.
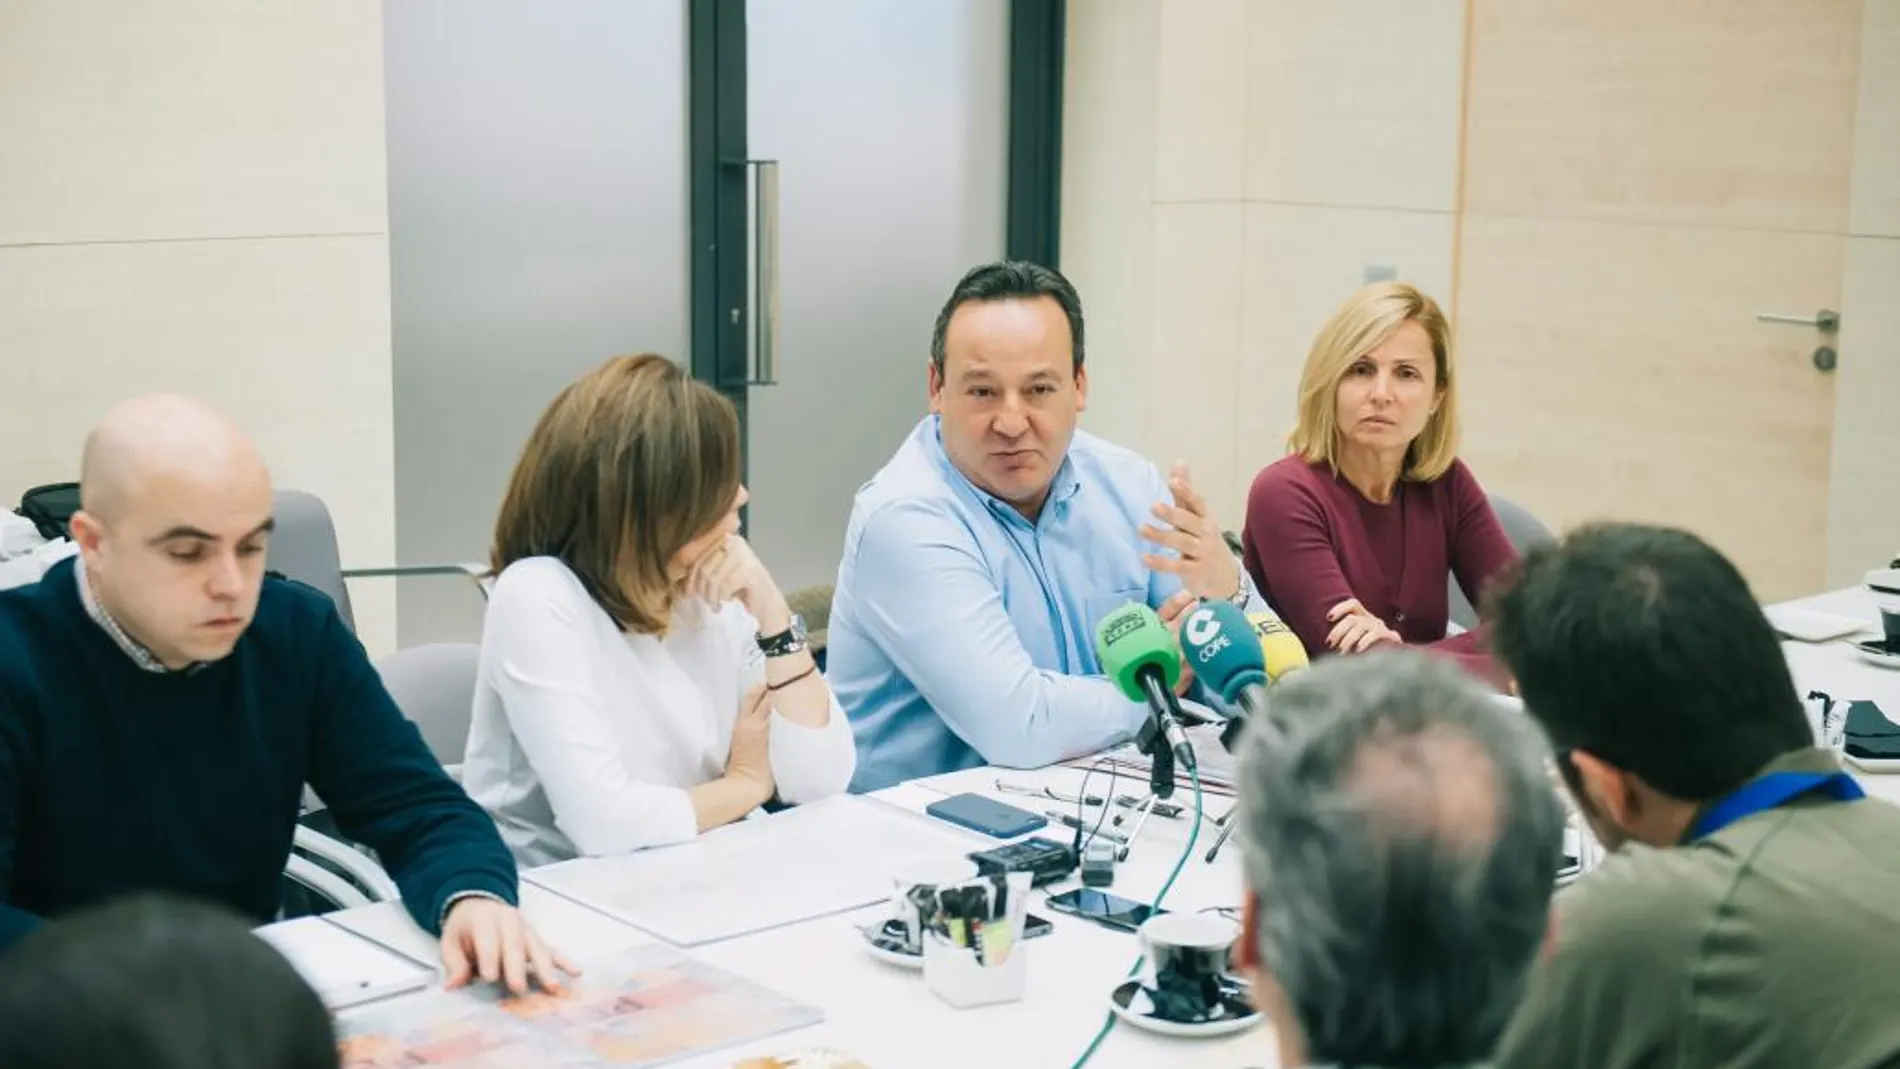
[1178,600,1267,704]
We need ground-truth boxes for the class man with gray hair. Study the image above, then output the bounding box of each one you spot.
[1232,650,1565,1068]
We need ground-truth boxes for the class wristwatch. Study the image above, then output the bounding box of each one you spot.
[1225,569,1257,610]
[756,613,809,658]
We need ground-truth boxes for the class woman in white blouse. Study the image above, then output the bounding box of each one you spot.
[462,353,857,866]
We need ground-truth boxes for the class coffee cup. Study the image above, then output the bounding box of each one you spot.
[1136,913,1240,1022]
[889,857,978,953]
[1865,569,1900,651]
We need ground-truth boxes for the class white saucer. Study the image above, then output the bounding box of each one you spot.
[859,920,923,969]
[1845,752,1900,774]
[1108,977,1260,1038]
[1765,605,1871,643]
[1852,642,1900,670]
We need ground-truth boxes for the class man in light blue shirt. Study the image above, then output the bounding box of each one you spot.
[828,261,1263,791]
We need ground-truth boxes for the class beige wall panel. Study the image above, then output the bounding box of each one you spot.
[1155,0,1248,203]
[1065,0,1161,453]
[1850,0,1900,237]
[1457,215,1843,602]
[1463,0,1862,232]
[1245,0,1464,212]
[1147,203,1247,525]
[1234,204,1455,520]
[1827,236,1900,584]
[0,0,387,245]
[0,237,398,656]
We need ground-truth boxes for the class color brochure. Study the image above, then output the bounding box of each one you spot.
[337,943,822,1069]
[723,1051,872,1069]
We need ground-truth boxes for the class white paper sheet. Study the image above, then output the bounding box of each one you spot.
[526,795,987,946]
[256,916,435,1010]
[325,883,654,969]
[1068,724,1242,794]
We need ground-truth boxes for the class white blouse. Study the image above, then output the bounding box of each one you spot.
[462,556,857,867]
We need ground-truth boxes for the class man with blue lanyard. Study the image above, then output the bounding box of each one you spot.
[828,261,1266,791]
[1485,523,1900,1069]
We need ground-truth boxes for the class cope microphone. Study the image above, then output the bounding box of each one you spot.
[1094,603,1198,782]
[1177,600,1269,721]
[1178,601,1311,753]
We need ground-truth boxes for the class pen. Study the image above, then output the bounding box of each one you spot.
[994,779,1105,806]
[942,887,971,948]
[1044,809,1129,845]
[1113,794,1184,819]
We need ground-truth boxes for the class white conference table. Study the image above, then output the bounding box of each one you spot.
[297,767,1263,1069]
[267,586,1900,1069]
[1774,585,1900,805]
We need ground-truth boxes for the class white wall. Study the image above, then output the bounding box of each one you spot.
[1062,0,1462,535]
[0,0,398,655]
[1065,0,1900,599]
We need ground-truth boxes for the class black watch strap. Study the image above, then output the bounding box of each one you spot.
[756,616,808,658]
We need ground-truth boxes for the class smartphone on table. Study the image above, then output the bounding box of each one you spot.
[1044,887,1163,933]
[924,792,1048,839]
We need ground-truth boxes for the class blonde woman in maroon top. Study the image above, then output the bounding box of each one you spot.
[1241,282,1515,683]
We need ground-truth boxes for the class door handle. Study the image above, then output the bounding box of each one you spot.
[1755,308,1840,331]
[747,160,781,386]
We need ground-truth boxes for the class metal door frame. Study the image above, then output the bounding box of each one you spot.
[686,0,1066,506]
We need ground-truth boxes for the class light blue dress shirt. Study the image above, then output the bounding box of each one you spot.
[829,416,1194,791]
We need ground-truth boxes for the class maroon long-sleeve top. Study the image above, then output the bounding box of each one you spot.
[1241,454,1516,686]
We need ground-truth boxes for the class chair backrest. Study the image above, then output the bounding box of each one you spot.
[375,642,481,774]
[786,583,834,662]
[1447,494,1555,631]
[268,489,355,631]
[786,582,833,631]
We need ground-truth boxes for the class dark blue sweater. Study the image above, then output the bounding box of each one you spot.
[0,559,517,953]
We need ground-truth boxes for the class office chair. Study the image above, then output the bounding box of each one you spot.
[785,583,834,671]
[282,826,400,916]
[268,489,490,634]
[1447,494,1555,631]
[376,642,482,780]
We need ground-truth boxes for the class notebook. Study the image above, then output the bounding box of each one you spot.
[256,917,434,1011]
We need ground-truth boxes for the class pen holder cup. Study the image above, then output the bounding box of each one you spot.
[923,928,1027,1009]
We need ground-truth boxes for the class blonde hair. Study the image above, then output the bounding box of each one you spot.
[1287,282,1459,482]
[492,354,741,635]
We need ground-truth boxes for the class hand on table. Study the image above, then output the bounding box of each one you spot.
[1326,598,1403,654]
[1140,461,1241,603]
[440,897,580,996]
[1158,589,1199,696]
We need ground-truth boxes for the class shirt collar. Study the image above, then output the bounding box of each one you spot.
[924,415,1084,526]
[1680,746,1844,844]
[73,556,197,675]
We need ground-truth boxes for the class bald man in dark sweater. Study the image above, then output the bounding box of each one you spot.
[0,394,576,995]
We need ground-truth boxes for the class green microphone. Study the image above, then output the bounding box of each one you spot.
[1093,602,1196,773]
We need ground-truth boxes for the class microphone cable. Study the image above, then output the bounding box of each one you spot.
[1072,758,1121,860]
[1066,762,1205,1069]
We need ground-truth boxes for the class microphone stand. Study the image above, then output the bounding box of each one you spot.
[1203,684,1279,864]
[1117,716,1178,861]
[1203,805,1240,863]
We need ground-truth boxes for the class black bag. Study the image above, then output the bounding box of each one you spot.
[17,482,81,541]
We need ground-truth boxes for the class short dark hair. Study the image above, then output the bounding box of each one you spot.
[1485,522,1812,800]
[1235,652,1563,1067]
[929,260,1085,376]
[0,895,339,1069]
